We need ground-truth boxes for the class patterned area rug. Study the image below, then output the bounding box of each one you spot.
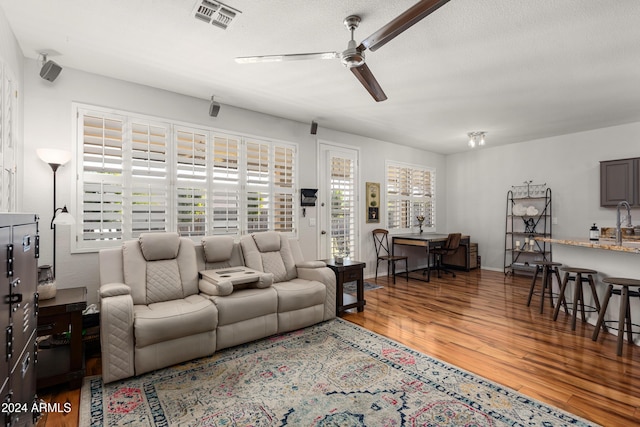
[80,319,598,426]
[342,281,382,294]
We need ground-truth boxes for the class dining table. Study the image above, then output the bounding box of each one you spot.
[392,233,470,281]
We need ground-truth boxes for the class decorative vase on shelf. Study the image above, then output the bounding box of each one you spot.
[37,265,57,300]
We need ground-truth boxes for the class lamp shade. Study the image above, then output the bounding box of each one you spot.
[52,206,75,226]
[37,148,71,166]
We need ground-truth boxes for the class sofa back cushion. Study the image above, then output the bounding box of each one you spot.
[123,233,199,305]
[240,232,297,283]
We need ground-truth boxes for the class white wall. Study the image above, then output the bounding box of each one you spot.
[21,59,446,303]
[446,122,640,271]
[447,124,640,343]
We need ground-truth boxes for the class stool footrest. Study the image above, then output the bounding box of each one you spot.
[562,303,599,314]
[601,319,640,335]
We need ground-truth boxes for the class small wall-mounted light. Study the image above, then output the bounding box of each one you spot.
[467,131,486,148]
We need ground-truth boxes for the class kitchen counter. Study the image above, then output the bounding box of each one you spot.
[536,237,640,254]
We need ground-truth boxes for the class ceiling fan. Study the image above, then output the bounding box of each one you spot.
[235,0,451,102]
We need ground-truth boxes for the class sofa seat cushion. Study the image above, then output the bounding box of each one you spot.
[134,294,217,347]
[273,279,326,313]
[208,287,278,326]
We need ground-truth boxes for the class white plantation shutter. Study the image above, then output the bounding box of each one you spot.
[274,193,294,232]
[176,127,208,236]
[129,121,170,236]
[246,140,270,233]
[247,190,270,232]
[130,183,169,235]
[386,162,435,231]
[80,111,125,246]
[0,66,17,212]
[273,145,295,233]
[330,155,356,258]
[82,181,123,241]
[211,134,241,235]
[74,104,298,250]
[245,140,297,234]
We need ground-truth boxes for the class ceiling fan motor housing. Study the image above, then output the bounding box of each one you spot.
[341,16,364,68]
[341,40,365,68]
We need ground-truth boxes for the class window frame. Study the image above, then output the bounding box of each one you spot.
[385,160,436,233]
[72,103,298,252]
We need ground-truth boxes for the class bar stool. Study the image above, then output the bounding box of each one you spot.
[553,267,601,331]
[527,261,565,314]
[592,277,640,356]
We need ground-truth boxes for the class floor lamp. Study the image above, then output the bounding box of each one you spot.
[37,148,75,278]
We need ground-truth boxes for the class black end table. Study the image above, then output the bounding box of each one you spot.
[37,287,87,389]
[321,259,366,316]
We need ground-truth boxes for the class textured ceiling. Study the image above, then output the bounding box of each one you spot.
[2,0,639,154]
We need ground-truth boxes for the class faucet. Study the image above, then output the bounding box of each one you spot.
[616,201,633,245]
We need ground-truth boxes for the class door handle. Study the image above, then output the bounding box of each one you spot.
[321,230,327,235]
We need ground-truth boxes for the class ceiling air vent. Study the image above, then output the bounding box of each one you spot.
[193,0,241,30]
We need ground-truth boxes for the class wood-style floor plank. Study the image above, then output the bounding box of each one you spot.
[37,269,639,426]
[344,269,640,427]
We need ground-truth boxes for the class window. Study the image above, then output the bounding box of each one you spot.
[75,104,297,251]
[330,154,357,258]
[386,161,435,232]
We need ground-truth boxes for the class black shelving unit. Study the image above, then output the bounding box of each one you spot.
[504,183,552,275]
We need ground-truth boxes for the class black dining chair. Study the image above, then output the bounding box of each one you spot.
[372,229,409,284]
[429,233,462,279]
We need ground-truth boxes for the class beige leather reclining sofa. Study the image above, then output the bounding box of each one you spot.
[98,231,336,383]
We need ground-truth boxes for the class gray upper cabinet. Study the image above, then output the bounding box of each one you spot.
[600,158,637,206]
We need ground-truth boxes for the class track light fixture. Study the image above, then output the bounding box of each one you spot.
[467,131,486,148]
[38,53,62,82]
[209,95,221,117]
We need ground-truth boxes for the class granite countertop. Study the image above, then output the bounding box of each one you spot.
[536,237,640,254]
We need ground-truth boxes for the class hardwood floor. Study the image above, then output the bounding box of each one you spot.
[37,269,639,426]
[344,269,640,427]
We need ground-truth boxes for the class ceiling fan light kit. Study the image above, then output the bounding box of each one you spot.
[235,0,451,102]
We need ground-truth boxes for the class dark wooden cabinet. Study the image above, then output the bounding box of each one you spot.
[443,242,478,270]
[37,287,87,390]
[600,158,637,206]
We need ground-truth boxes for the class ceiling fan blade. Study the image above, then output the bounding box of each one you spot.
[235,52,339,64]
[359,0,450,52]
[350,63,387,102]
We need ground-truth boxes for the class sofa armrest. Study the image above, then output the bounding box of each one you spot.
[99,285,135,383]
[99,282,131,298]
[296,260,326,269]
[199,279,234,296]
[296,266,336,321]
